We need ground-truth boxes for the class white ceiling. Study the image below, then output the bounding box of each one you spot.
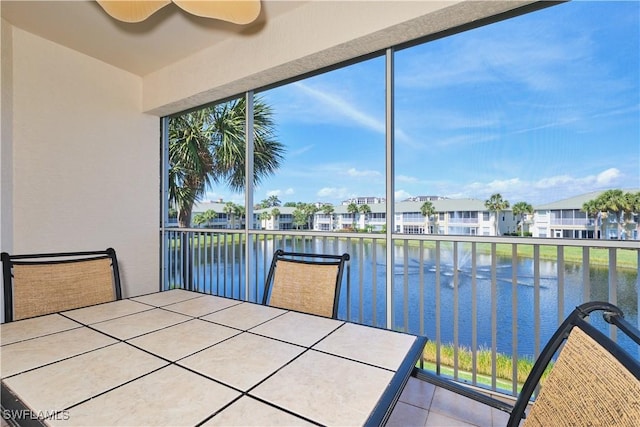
[1,0,304,76]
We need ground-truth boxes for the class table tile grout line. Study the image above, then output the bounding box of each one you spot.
[50,363,172,416]
[58,306,156,328]
[194,392,324,427]
[0,324,85,347]
[197,301,289,330]
[0,338,121,380]
[239,320,348,399]
[2,343,171,423]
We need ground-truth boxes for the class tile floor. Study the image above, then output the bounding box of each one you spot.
[387,377,514,427]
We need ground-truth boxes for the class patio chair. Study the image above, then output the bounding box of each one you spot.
[413,301,640,426]
[262,249,350,319]
[1,248,122,322]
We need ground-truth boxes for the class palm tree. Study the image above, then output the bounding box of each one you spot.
[484,193,510,236]
[235,204,246,229]
[321,204,334,215]
[193,212,207,227]
[270,207,281,229]
[292,208,307,230]
[258,211,271,229]
[420,201,435,235]
[168,96,284,228]
[625,191,640,239]
[224,202,238,229]
[581,199,600,239]
[347,203,359,230]
[595,189,626,239]
[193,209,216,228]
[359,204,372,231]
[321,204,335,230]
[169,108,215,227]
[512,201,533,236]
[266,195,281,207]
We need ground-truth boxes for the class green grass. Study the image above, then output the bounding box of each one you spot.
[421,341,552,392]
[419,361,518,392]
[166,233,637,270]
[394,239,637,271]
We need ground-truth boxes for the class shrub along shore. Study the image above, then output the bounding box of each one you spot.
[421,341,552,392]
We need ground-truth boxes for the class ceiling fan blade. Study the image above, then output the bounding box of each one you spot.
[173,0,261,25]
[96,1,171,23]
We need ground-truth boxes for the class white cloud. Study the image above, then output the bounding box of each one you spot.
[468,178,522,193]
[317,187,349,199]
[395,189,413,200]
[534,175,574,189]
[396,175,419,183]
[346,168,381,178]
[265,188,295,200]
[294,82,385,134]
[595,168,621,185]
[457,168,628,205]
[291,145,314,157]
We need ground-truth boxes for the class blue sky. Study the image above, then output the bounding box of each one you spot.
[206,1,639,207]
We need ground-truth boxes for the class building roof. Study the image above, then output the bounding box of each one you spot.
[535,189,639,210]
[254,206,297,215]
[192,201,227,213]
[194,190,639,215]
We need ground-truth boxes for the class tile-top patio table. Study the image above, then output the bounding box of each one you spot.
[1,289,427,427]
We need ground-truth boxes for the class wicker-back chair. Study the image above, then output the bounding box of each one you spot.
[262,249,350,319]
[413,301,640,426]
[2,248,122,322]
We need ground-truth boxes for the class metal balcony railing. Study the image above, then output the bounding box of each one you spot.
[161,228,639,397]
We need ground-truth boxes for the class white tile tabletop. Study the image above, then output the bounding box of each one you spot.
[0,327,117,378]
[201,301,286,330]
[179,332,305,391]
[89,307,191,340]
[3,342,167,413]
[48,365,241,427]
[203,396,315,426]
[251,349,395,426]
[313,322,419,370]
[130,288,202,307]
[1,290,426,427]
[127,318,240,361]
[249,311,344,347]
[0,314,80,346]
[162,294,243,317]
[61,299,152,324]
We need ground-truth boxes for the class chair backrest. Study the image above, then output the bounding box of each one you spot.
[262,249,350,318]
[2,248,122,322]
[510,301,640,426]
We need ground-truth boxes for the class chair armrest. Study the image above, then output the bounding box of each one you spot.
[604,312,640,346]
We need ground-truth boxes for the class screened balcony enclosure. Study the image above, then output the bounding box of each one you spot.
[161,0,639,413]
[2,0,639,424]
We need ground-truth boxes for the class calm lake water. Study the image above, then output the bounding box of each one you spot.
[170,238,639,359]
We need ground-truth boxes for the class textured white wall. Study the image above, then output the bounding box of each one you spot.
[1,18,13,322]
[9,27,159,298]
[1,19,14,255]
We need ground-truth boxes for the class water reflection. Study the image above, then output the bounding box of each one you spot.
[171,237,638,358]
